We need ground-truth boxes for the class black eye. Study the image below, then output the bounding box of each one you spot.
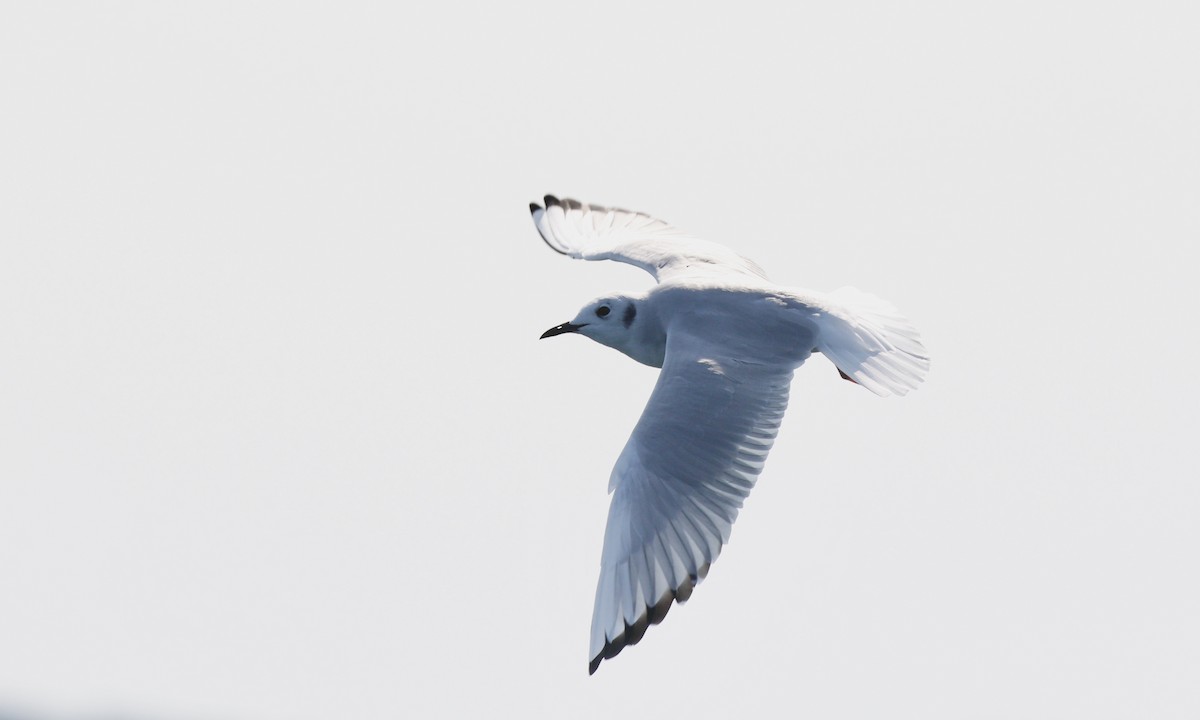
[596,306,611,318]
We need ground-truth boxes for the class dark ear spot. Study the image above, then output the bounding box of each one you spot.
[622,304,636,328]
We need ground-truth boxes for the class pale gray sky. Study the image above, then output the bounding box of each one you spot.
[2,2,1197,719]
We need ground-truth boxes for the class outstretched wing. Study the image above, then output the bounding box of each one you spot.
[530,195,769,283]
[587,322,812,674]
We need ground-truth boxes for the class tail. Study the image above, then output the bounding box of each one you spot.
[815,286,930,397]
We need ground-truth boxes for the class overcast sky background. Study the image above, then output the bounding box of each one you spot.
[2,3,1198,719]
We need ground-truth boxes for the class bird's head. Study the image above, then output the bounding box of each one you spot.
[541,295,644,355]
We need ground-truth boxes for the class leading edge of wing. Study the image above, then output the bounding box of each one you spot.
[529,195,769,283]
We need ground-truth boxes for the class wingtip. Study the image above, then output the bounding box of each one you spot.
[588,583,700,675]
[532,197,568,255]
[544,194,561,208]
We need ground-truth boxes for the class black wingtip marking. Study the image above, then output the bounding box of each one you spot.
[590,586,698,674]
[625,612,649,646]
[698,561,711,580]
[838,368,859,384]
[676,577,695,603]
[604,632,627,659]
[544,194,561,208]
[530,200,569,255]
[648,590,674,625]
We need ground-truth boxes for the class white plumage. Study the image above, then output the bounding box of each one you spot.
[532,195,929,674]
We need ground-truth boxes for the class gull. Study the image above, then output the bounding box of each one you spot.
[531,195,929,675]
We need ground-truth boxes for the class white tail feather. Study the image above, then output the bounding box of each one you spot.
[817,286,930,397]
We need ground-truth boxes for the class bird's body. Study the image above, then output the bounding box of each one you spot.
[597,281,863,369]
[532,195,929,674]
